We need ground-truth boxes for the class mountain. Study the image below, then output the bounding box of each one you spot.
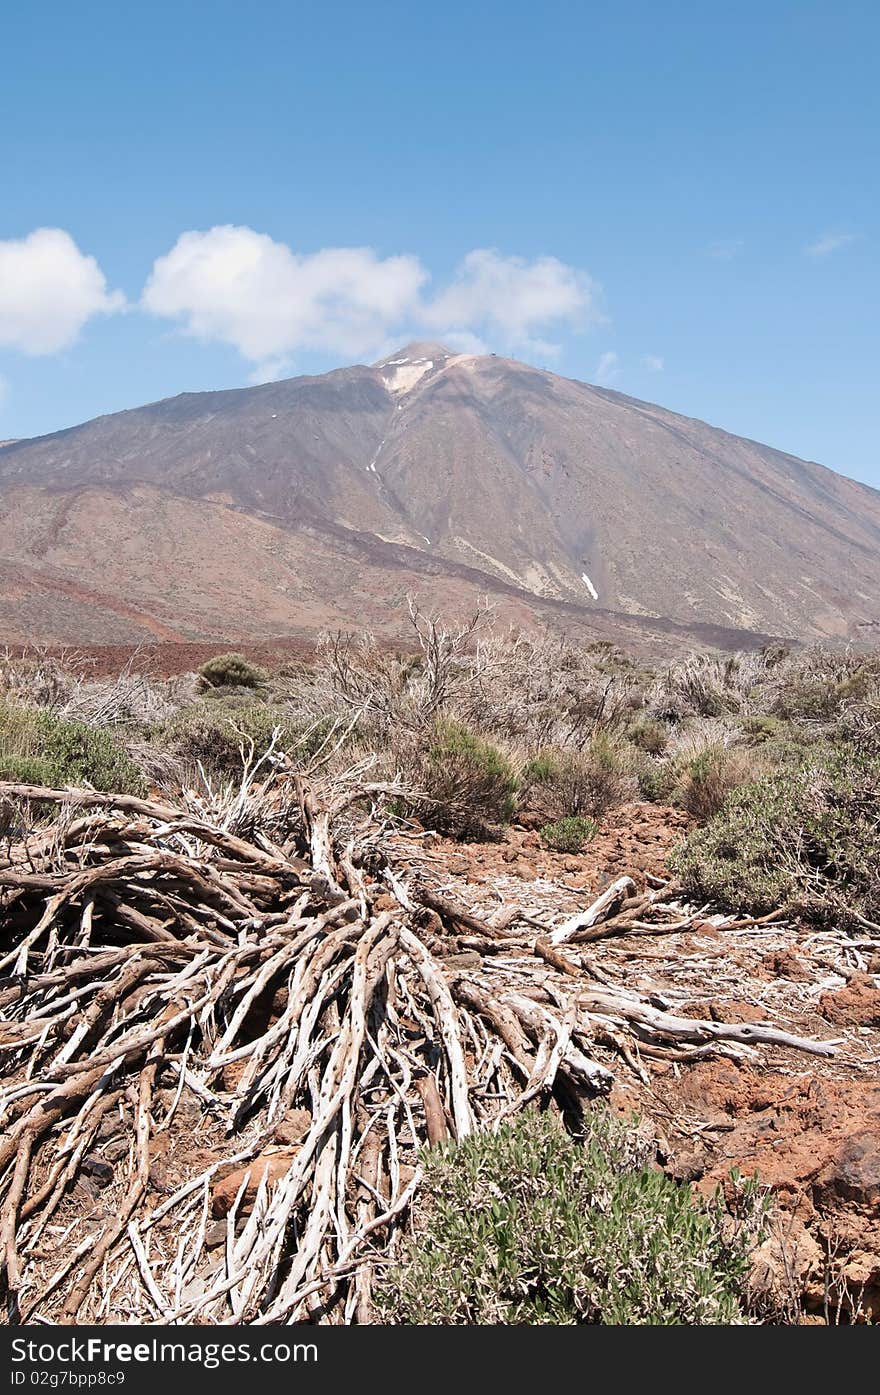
[0,342,878,649]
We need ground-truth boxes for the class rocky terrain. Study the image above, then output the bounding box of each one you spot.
[1,632,878,1323]
[2,780,876,1324]
[401,814,880,1322]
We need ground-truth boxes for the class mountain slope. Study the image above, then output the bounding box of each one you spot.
[0,343,877,646]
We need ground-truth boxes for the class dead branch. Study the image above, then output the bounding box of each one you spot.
[0,767,842,1325]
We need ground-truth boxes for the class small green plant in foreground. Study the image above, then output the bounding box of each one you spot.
[540,814,598,853]
[376,1109,765,1325]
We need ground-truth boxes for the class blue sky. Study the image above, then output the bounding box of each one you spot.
[1,0,877,488]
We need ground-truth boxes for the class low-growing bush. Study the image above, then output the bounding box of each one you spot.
[400,718,518,840]
[522,752,561,784]
[376,1109,765,1325]
[677,745,767,822]
[540,814,598,853]
[0,753,54,785]
[0,700,145,794]
[673,744,880,922]
[650,652,771,720]
[0,651,73,711]
[525,735,633,822]
[197,652,267,692]
[152,702,330,781]
[637,738,765,821]
[770,650,880,722]
[739,714,788,744]
[627,716,669,755]
[638,760,679,804]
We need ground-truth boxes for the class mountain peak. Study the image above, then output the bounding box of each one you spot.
[1,344,878,647]
[374,341,455,366]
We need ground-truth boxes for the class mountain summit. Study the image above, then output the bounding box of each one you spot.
[0,347,878,647]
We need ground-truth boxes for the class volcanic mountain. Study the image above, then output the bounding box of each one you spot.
[0,342,878,649]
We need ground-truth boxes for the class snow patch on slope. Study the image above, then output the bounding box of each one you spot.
[582,572,599,600]
[380,358,434,396]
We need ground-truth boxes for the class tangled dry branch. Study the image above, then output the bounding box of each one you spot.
[0,771,836,1325]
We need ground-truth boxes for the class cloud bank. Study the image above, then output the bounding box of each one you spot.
[0,225,601,381]
[0,228,125,355]
[422,248,598,354]
[142,227,428,364]
[141,227,601,373]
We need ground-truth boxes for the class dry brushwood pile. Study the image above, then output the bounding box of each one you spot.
[0,757,862,1326]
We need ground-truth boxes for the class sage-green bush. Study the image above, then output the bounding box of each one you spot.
[400,718,518,840]
[152,701,330,779]
[197,652,267,692]
[0,701,145,794]
[524,735,633,822]
[540,814,598,853]
[673,744,880,922]
[377,1110,764,1325]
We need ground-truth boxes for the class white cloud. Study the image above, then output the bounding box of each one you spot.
[142,229,601,369]
[248,357,293,385]
[642,354,664,372]
[442,329,490,356]
[707,239,744,261]
[594,351,620,386]
[0,228,124,355]
[424,248,600,352]
[142,226,428,368]
[805,231,856,258]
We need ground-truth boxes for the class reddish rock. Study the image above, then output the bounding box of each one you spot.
[817,1132,880,1208]
[819,973,880,1027]
[763,948,812,982]
[272,1108,312,1146]
[371,893,398,913]
[212,1147,300,1217]
[709,999,767,1025]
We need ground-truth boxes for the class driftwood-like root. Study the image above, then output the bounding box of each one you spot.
[0,775,837,1324]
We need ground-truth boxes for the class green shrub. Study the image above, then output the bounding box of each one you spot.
[197,652,267,692]
[677,745,767,822]
[540,815,598,853]
[0,701,145,794]
[739,714,788,745]
[154,702,330,779]
[0,753,54,785]
[673,744,880,922]
[525,736,633,823]
[376,1109,764,1325]
[404,718,518,840]
[522,752,562,783]
[637,742,766,820]
[771,652,880,721]
[638,759,680,804]
[627,716,669,755]
[38,713,146,793]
